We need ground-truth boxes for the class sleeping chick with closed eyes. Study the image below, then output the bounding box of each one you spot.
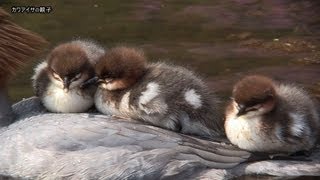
[32,40,105,113]
[84,47,225,138]
[225,75,320,154]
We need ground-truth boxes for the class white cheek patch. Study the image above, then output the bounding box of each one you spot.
[105,82,119,91]
[225,102,238,120]
[100,83,108,89]
[52,72,61,81]
[184,89,202,109]
[139,82,160,106]
[49,76,64,88]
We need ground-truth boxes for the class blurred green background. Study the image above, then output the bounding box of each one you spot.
[1,0,320,102]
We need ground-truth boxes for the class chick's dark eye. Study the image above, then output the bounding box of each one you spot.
[104,73,110,78]
[246,97,266,107]
[103,71,115,78]
[246,101,257,108]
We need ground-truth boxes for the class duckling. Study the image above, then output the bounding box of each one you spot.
[225,75,320,154]
[87,47,224,137]
[32,40,104,113]
[0,7,46,126]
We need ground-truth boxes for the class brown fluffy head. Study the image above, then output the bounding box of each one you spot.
[47,43,94,91]
[0,8,47,86]
[232,75,277,116]
[95,47,147,91]
[47,43,91,76]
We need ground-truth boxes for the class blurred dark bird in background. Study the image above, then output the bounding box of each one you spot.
[0,8,46,126]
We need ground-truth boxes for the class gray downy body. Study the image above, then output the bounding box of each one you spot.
[95,62,224,138]
[269,84,320,152]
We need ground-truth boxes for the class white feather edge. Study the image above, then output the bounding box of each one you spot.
[32,61,48,86]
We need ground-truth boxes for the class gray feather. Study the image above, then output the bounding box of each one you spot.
[0,97,249,179]
[2,97,320,179]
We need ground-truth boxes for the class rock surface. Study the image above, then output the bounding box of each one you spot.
[0,97,319,179]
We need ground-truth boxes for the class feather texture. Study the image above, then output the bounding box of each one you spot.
[0,8,47,85]
[0,97,251,179]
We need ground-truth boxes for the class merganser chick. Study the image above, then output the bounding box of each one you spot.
[32,40,105,113]
[225,75,320,154]
[88,47,224,137]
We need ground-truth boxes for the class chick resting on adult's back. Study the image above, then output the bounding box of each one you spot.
[92,47,224,137]
[32,40,104,113]
[225,75,320,154]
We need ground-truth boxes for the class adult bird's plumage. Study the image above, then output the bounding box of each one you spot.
[0,97,250,179]
[0,97,320,179]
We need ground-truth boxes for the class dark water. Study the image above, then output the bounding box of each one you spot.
[1,0,320,102]
[0,1,320,177]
